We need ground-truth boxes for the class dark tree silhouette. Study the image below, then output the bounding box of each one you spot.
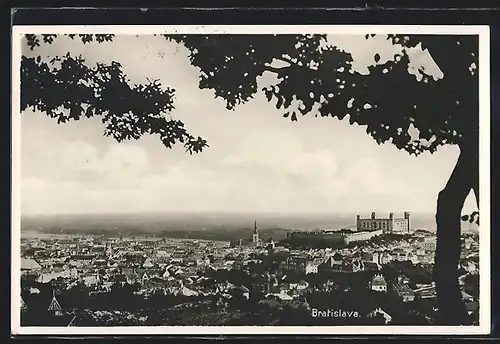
[21,33,480,325]
[21,34,208,154]
[165,34,479,325]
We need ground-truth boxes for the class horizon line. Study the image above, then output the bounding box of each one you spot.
[20,210,435,217]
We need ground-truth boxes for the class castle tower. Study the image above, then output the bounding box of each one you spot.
[404,212,411,232]
[252,220,259,243]
[371,212,376,220]
[388,213,395,233]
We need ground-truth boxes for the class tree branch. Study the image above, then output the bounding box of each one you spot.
[434,145,477,324]
[263,65,287,74]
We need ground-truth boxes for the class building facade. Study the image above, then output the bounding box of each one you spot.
[423,237,437,252]
[356,212,411,233]
[370,274,388,292]
[393,283,415,302]
[279,256,309,274]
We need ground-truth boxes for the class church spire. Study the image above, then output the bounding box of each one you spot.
[252,220,259,243]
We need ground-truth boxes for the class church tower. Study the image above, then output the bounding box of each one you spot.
[252,220,259,243]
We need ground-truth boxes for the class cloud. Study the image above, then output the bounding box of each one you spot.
[20,123,418,214]
[25,140,151,186]
[19,34,473,215]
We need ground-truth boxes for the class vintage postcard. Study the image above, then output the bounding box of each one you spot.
[11,25,491,335]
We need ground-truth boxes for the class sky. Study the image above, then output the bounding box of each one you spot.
[19,34,478,215]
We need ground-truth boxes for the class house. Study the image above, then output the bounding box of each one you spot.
[423,237,437,252]
[393,283,415,302]
[37,271,70,284]
[319,262,353,274]
[329,253,344,264]
[21,257,42,272]
[370,274,388,292]
[123,269,141,284]
[463,237,475,250]
[274,291,293,301]
[391,249,409,262]
[460,258,478,273]
[29,287,40,294]
[108,274,128,287]
[410,255,421,265]
[142,257,155,269]
[305,259,323,274]
[289,280,309,291]
[379,252,392,265]
[141,271,151,284]
[352,260,364,272]
[413,283,436,299]
[363,261,382,271]
[280,256,309,274]
[367,308,392,324]
[360,252,374,262]
[82,273,100,287]
[142,276,168,290]
[176,286,199,297]
[397,275,411,285]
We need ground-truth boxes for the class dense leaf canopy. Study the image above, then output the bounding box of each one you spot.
[167,34,478,155]
[21,33,478,157]
[21,34,208,154]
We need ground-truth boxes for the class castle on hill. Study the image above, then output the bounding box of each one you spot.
[356,212,411,234]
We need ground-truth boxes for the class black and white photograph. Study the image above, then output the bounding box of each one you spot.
[11,25,491,335]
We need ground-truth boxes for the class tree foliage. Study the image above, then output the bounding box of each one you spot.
[166,34,478,157]
[21,34,208,154]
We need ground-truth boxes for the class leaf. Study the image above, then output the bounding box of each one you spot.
[265,89,273,102]
[374,53,381,63]
[276,96,284,109]
[291,113,298,122]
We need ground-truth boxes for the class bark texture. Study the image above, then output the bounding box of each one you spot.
[434,141,479,325]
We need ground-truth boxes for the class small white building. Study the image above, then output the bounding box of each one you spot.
[305,259,323,274]
[423,237,437,252]
[367,307,392,324]
[370,274,388,293]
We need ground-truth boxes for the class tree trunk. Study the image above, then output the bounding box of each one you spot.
[434,142,479,325]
